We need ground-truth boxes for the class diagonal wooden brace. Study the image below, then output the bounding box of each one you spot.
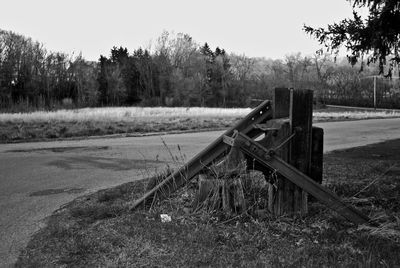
[130,100,273,210]
[223,131,372,225]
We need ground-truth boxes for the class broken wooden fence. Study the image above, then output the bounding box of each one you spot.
[223,131,370,224]
[131,88,372,225]
[131,99,273,209]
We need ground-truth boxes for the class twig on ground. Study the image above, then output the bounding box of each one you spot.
[352,164,397,198]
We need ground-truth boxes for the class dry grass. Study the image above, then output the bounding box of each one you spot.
[313,110,400,121]
[1,106,400,143]
[16,139,400,267]
[0,107,252,123]
[0,107,249,143]
[1,106,399,123]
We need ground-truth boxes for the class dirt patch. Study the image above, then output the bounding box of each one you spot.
[16,139,400,267]
[47,156,166,171]
[6,146,109,153]
[30,188,85,197]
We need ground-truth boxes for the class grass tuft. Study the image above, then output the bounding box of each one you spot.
[69,203,126,223]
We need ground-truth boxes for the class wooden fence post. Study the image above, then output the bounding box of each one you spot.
[264,88,316,216]
[290,89,313,215]
[268,88,292,215]
[311,126,324,184]
[273,88,291,118]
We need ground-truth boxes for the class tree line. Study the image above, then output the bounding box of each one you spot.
[0,29,98,111]
[1,29,400,111]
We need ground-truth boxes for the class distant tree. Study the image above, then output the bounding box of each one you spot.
[110,46,128,64]
[110,46,142,105]
[211,47,231,106]
[310,53,337,100]
[284,53,312,89]
[215,46,222,56]
[304,0,400,76]
[69,55,98,106]
[329,64,361,100]
[231,54,255,84]
[97,55,109,105]
[229,54,255,105]
[132,48,160,104]
[200,42,213,59]
[169,33,197,71]
[154,31,173,104]
[163,32,200,105]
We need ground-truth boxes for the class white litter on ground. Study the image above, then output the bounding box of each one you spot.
[160,214,172,223]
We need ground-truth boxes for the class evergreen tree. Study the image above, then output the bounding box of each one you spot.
[304,0,400,76]
[97,55,109,105]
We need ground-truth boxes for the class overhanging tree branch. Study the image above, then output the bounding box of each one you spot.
[304,0,400,77]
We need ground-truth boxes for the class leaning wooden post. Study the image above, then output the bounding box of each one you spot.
[131,100,272,210]
[226,132,371,225]
[289,89,313,215]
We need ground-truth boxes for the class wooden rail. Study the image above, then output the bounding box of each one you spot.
[225,132,371,225]
[130,100,273,210]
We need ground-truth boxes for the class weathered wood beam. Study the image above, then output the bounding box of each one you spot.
[271,88,292,215]
[130,100,273,210]
[290,89,313,214]
[225,132,371,225]
[311,126,324,184]
[253,118,290,132]
[273,88,291,119]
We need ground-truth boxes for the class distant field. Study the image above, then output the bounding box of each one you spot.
[0,107,252,122]
[1,106,400,143]
[1,106,400,123]
[0,107,248,143]
[314,109,400,121]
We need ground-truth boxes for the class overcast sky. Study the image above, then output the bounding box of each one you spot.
[0,0,356,61]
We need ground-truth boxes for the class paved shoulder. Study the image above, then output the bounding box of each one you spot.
[316,118,400,152]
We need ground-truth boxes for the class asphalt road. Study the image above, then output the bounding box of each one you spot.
[1,118,400,267]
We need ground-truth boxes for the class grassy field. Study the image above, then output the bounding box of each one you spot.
[0,107,249,143]
[0,107,252,122]
[1,106,400,143]
[16,140,400,267]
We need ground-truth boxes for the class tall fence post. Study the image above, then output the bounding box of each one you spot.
[268,88,291,214]
[289,89,313,215]
[267,88,315,215]
[311,126,324,185]
[267,88,314,216]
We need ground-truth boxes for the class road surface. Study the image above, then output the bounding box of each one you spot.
[1,118,400,266]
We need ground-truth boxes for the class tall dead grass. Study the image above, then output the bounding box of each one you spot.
[0,107,252,123]
[313,110,400,121]
[1,106,399,123]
